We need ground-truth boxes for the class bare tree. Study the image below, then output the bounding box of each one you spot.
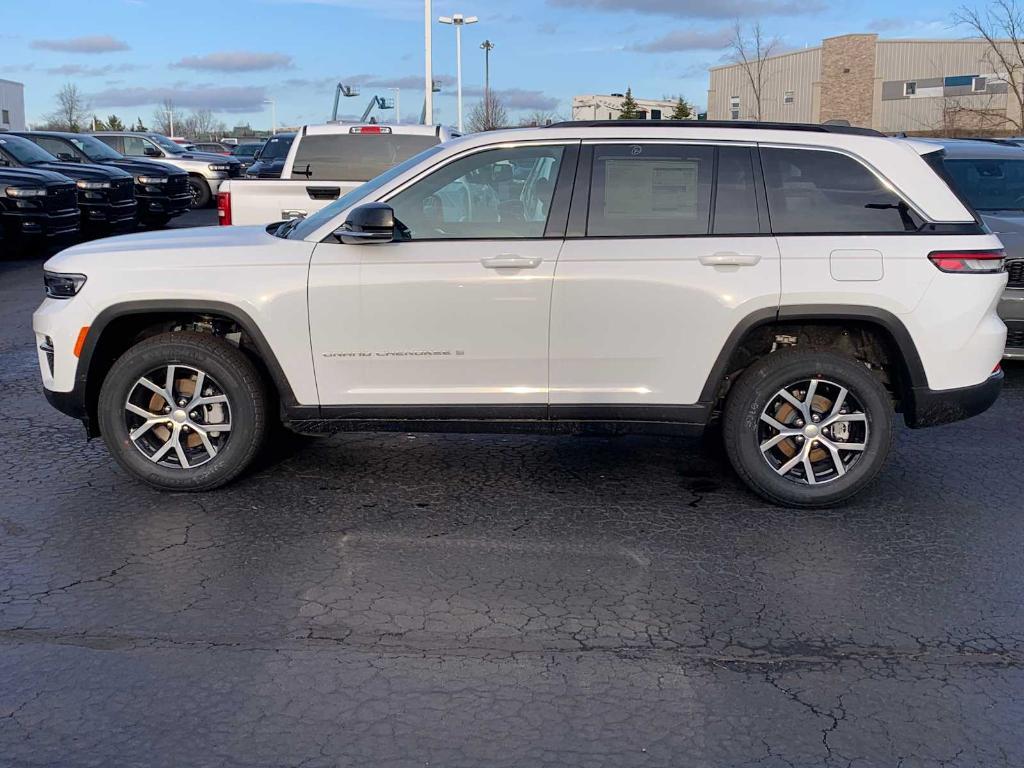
[182,109,226,141]
[152,99,184,136]
[45,83,89,132]
[728,21,778,121]
[467,91,508,132]
[954,1,1024,133]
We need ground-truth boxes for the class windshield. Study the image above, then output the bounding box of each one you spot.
[69,135,124,162]
[259,135,293,161]
[151,135,186,154]
[233,143,262,158]
[285,144,446,240]
[0,135,59,165]
[944,158,1024,211]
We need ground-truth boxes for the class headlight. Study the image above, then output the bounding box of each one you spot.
[208,163,230,172]
[43,271,88,299]
[76,180,112,190]
[136,175,168,185]
[5,186,47,198]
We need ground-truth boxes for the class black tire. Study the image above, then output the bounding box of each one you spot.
[97,332,267,491]
[722,349,895,508]
[188,177,212,209]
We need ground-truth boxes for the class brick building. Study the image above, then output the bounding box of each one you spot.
[707,34,1022,135]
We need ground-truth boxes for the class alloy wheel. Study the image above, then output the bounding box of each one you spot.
[758,378,869,485]
[124,364,232,469]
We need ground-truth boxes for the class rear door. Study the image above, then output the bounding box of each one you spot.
[549,141,781,416]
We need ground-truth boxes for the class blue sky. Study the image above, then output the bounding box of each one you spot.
[1,0,970,130]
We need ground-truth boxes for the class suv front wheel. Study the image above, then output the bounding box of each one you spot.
[722,349,895,508]
[97,332,267,491]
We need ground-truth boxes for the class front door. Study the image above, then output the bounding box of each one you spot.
[549,141,782,413]
[308,142,576,409]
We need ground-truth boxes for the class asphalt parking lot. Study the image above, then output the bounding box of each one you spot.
[1,212,1023,767]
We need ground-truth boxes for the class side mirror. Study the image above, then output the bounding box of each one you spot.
[334,202,397,245]
[143,146,161,157]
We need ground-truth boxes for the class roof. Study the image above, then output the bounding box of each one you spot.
[912,138,1024,159]
[548,120,883,137]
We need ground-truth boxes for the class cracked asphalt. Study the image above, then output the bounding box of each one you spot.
[2,212,1023,767]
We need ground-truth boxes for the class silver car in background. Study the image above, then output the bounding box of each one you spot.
[924,139,1024,359]
[92,132,242,209]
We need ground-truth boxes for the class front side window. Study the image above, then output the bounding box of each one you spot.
[587,143,714,237]
[151,135,185,154]
[388,145,565,240]
[33,136,78,159]
[70,134,124,161]
[122,136,148,156]
[760,148,921,233]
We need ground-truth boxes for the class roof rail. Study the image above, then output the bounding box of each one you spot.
[544,120,884,137]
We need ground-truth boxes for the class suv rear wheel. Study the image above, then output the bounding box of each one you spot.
[188,177,211,209]
[722,349,894,508]
[97,332,267,491]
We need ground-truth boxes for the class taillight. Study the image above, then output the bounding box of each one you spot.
[217,191,231,226]
[927,249,1004,273]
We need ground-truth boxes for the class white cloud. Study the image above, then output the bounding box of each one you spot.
[31,35,131,54]
[172,52,293,73]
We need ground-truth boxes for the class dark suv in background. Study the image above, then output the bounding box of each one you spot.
[923,138,1024,359]
[230,141,265,174]
[0,166,80,249]
[0,133,136,235]
[13,131,191,228]
[244,132,294,179]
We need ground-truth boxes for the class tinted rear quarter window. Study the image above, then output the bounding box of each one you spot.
[760,148,919,233]
[587,143,714,236]
[292,133,440,181]
[714,146,760,234]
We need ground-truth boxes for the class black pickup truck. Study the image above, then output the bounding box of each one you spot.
[0,167,80,251]
[14,131,192,227]
[0,133,136,234]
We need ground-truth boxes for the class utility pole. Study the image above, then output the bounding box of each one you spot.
[424,0,433,124]
[164,109,174,138]
[263,98,276,135]
[480,39,494,128]
[390,88,401,124]
[439,12,479,132]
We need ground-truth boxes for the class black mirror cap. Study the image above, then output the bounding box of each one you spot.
[337,202,397,244]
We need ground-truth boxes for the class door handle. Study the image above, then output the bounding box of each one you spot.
[306,186,341,201]
[481,254,542,269]
[700,251,761,267]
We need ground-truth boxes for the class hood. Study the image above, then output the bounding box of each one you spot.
[246,158,285,177]
[175,151,241,165]
[97,157,187,178]
[979,212,1024,260]
[45,223,289,272]
[0,167,76,186]
[30,161,133,183]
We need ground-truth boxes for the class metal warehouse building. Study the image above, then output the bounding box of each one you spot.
[707,34,1021,135]
[0,79,26,131]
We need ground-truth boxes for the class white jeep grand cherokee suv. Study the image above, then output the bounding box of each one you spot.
[34,121,1008,507]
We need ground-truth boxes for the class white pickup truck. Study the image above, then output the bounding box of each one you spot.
[218,123,457,226]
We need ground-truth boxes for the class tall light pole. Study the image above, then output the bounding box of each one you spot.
[480,39,494,128]
[424,0,433,124]
[263,98,276,135]
[390,88,401,125]
[438,12,478,132]
[164,109,175,139]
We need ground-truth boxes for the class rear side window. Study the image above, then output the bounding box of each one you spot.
[587,143,714,236]
[760,148,920,233]
[292,133,440,181]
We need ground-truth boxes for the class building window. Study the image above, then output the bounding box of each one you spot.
[1,109,8,125]
[783,91,794,104]
[730,96,740,120]
[972,76,987,93]
[904,81,917,96]
[651,109,662,120]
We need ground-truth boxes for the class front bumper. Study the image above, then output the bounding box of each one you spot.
[905,369,1004,428]
[137,192,192,220]
[4,208,81,239]
[80,199,137,232]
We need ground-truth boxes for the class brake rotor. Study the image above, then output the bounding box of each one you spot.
[773,391,833,461]
[147,376,203,449]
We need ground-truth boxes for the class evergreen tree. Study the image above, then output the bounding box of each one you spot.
[106,114,125,131]
[618,88,640,119]
[670,97,692,120]
[91,115,108,131]
[133,116,147,131]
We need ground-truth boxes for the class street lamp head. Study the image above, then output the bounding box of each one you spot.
[438,15,453,24]
[439,12,477,25]
[464,15,478,24]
